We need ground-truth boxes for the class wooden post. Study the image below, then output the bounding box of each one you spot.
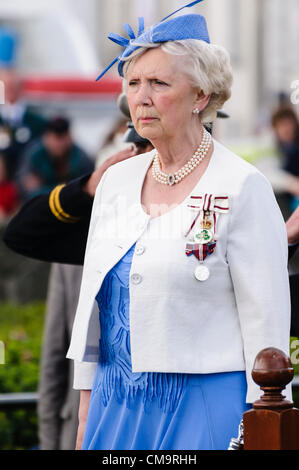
[243,347,299,450]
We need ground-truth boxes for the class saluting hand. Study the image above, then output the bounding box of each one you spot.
[286,205,299,245]
[83,146,138,197]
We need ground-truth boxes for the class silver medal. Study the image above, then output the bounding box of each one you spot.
[194,264,210,281]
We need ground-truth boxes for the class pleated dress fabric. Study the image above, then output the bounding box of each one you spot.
[81,243,251,450]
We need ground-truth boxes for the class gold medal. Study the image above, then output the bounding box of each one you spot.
[201,210,213,230]
[200,219,212,229]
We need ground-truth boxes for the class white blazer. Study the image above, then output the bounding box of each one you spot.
[66,138,291,404]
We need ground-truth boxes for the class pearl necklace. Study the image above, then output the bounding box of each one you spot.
[151,127,212,186]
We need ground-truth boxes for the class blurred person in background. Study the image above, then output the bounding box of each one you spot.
[286,206,299,339]
[0,26,48,179]
[0,151,19,223]
[18,116,94,200]
[271,105,299,212]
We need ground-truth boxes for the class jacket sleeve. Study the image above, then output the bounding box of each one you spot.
[3,175,93,265]
[227,172,292,404]
[73,360,98,390]
[68,167,112,388]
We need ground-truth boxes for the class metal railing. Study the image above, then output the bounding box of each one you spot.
[0,392,39,408]
[0,377,298,409]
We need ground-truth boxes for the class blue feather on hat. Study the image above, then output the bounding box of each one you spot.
[96,0,209,81]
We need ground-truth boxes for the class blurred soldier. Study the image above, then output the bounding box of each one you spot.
[0,27,48,179]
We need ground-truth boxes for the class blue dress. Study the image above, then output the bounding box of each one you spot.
[82,243,251,450]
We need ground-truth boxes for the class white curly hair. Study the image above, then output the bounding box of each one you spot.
[122,39,233,123]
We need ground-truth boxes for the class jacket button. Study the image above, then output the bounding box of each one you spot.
[135,245,145,256]
[130,273,142,285]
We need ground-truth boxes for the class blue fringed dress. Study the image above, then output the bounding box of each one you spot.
[81,243,250,450]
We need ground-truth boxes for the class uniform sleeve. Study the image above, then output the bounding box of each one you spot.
[3,175,93,265]
[227,172,292,404]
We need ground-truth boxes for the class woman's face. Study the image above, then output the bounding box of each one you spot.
[125,48,202,143]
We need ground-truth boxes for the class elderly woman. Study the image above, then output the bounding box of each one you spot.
[67,2,291,450]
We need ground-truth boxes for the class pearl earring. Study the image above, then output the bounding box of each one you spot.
[193,108,200,114]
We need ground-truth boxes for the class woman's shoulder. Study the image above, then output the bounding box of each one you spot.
[212,138,272,191]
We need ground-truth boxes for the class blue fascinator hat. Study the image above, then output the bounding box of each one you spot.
[96,0,210,81]
[0,27,18,68]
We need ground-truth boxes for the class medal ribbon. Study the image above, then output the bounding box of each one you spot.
[184,193,228,261]
[185,241,216,260]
